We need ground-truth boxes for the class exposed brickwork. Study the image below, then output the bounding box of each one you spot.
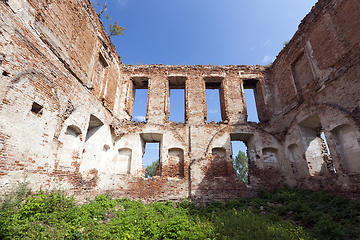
[1,0,360,201]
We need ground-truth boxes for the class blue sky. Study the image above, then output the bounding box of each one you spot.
[93,0,318,167]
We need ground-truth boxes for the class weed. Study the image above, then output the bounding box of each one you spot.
[1,186,359,239]
[0,178,31,212]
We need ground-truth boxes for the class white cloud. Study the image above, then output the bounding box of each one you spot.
[117,0,128,7]
[148,145,159,150]
[134,115,146,122]
[263,39,271,47]
[262,55,273,63]
[208,109,218,114]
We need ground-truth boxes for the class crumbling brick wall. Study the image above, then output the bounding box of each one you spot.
[262,0,360,196]
[1,0,360,201]
[0,0,122,197]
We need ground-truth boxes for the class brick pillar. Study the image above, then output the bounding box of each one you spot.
[185,75,206,125]
[223,74,246,124]
[147,74,167,124]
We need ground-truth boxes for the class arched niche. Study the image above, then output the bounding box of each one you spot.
[81,114,109,175]
[59,125,82,167]
[210,147,229,177]
[167,147,185,177]
[212,147,226,158]
[66,125,82,137]
[298,115,327,176]
[101,144,111,165]
[85,114,104,141]
[115,148,132,175]
[262,147,278,169]
[331,124,360,174]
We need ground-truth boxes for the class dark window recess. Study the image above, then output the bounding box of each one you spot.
[31,102,43,115]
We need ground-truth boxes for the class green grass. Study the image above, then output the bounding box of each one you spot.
[0,184,359,239]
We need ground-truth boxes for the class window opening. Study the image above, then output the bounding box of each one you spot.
[298,115,332,176]
[320,131,335,173]
[205,80,222,123]
[243,89,259,122]
[242,80,259,122]
[31,102,43,115]
[143,142,160,178]
[131,78,148,122]
[231,140,249,184]
[169,89,185,123]
[132,89,148,122]
[168,76,186,123]
[320,132,330,154]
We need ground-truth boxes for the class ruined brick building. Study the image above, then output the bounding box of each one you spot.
[1,0,360,201]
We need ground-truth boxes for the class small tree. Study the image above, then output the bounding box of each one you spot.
[145,160,159,178]
[233,150,249,184]
[109,20,124,37]
[92,0,124,38]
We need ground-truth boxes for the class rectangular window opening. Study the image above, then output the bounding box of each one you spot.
[205,81,222,123]
[131,78,148,122]
[231,140,249,185]
[143,142,160,178]
[168,76,186,123]
[169,89,185,123]
[31,102,43,115]
[243,82,259,122]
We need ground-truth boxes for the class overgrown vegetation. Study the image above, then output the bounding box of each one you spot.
[1,183,359,239]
